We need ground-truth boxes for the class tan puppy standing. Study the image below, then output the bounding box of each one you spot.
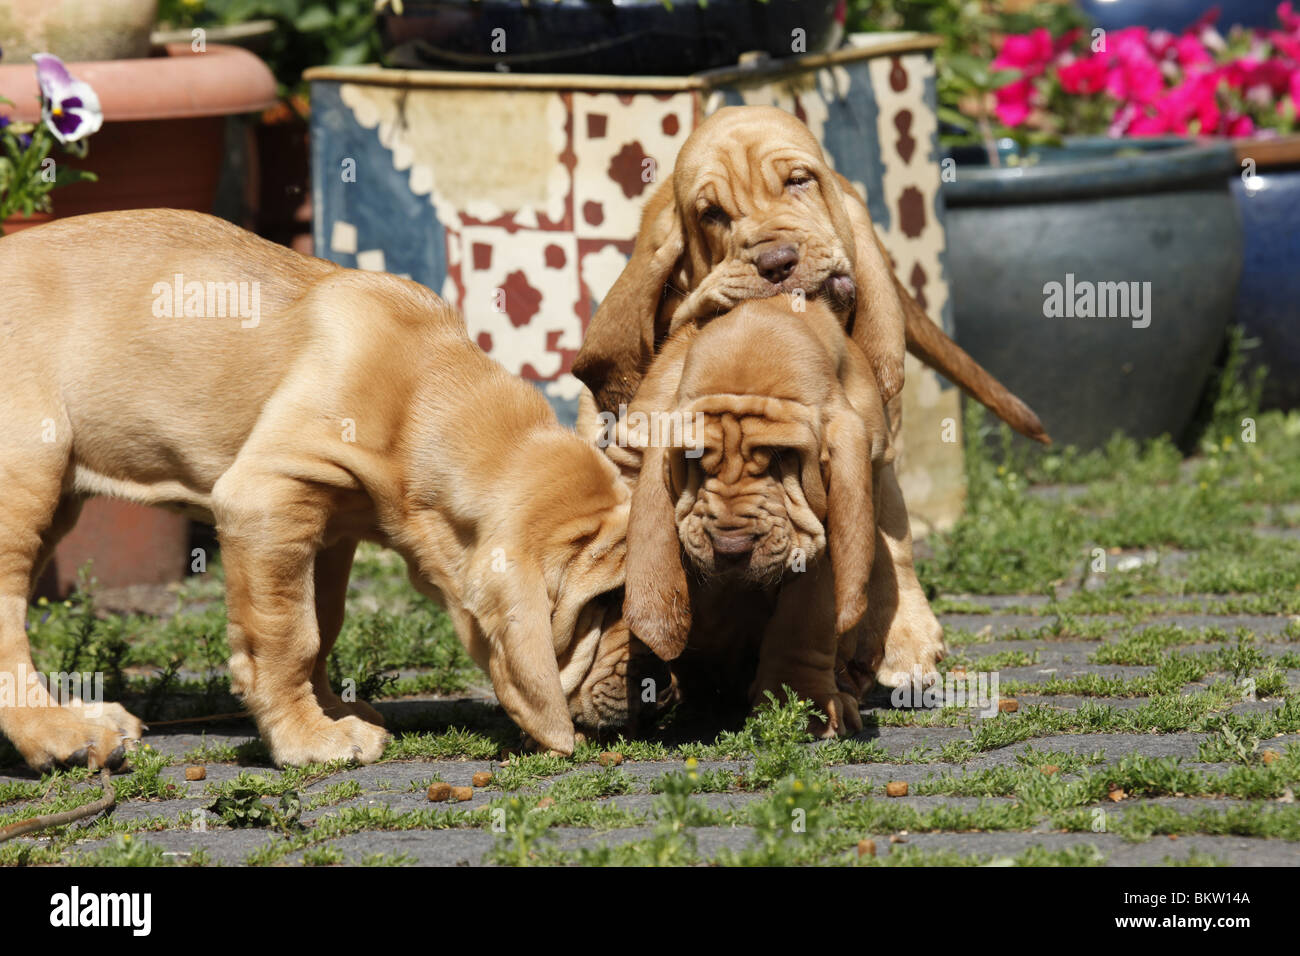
[0,209,642,771]
[586,296,889,735]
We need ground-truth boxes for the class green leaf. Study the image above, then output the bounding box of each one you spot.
[937,106,974,132]
[294,5,334,32]
[330,41,372,67]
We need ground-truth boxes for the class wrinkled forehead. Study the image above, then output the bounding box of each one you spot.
[674,306,839,401]
[674,114,829,206]
[685,396,822,460]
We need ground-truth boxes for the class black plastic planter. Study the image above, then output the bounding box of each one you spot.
[379,0,840,74]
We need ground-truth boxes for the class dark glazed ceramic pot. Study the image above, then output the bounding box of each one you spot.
[944,138,1241,450]
[1231,136,1300,410]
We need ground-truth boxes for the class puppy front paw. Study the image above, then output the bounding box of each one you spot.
[810,691,864,739]
[266,714,389,767]
[873,610,946,691]
[3,701,143,773]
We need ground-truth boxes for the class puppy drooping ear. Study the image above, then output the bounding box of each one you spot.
[831,173,908,406]
[623,438,692,660]
[573,179,685,413]
[821,401,876,635]
[480,571,577,754]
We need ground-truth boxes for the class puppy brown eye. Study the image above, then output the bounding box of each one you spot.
[701,205,730,226]
[785,173,812,190]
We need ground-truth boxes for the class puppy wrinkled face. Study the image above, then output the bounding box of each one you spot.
[569,596,677,733]
[674,108,857,315]
[672,409,828,589]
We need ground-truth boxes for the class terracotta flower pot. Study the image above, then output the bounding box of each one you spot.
[2,43,277,594]
[0,43,278,218]
[0,210,52,235]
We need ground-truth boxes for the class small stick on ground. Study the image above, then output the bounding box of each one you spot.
[145,711,251,727]
[0,769,115,843]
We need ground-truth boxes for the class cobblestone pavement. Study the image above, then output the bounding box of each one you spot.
[3,588,1298,866]
[3,419,1300,868]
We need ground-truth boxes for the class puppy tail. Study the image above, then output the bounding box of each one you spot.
[897,274,1051,445]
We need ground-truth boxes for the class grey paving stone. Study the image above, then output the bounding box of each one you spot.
[997,664,1155,684]
[983,733,1209,761]
[940,613,1050,635]
[143,730,261,760]
[848,726,974,753]
[614,760,747,784]
[596,791,758,815]
[553,824,757,859]
[287,828,497,866]
[52,827,287,866]
[1142,614,1298,636]
[1011,695,1152,711]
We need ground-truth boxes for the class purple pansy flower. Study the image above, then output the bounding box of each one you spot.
[32,53,102,144]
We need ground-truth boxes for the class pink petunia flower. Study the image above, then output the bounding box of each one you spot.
[993,28,1055,77]
[994,78,1036,126]
[1225,113,1256,136]
[1279,1,1300,33]
[1172,35,1213,68]
[1057,55,1109,95]
[1107,56,1167,105]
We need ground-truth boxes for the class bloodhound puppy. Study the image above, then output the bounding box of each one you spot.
[0,209,655,771]
[574,106,983,697]
[586,295,901,736]
[572,104,1048,445]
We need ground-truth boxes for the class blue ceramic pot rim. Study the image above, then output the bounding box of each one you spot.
[945,137,1239,205]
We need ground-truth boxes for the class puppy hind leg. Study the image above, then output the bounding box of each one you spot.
[0,470,134,771]
[309,538,384,727]
[29,494,83,599]
[215,475,387,766]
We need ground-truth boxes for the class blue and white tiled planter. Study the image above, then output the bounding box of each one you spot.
[306,33,967,531]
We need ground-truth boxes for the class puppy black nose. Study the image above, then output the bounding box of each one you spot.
[755,244,798,283]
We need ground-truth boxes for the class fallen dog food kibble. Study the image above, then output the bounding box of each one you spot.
[536,797,555,809]
[857,839,876,857]
[450,786,473,802]
[1261,750,1281,765]
[427,782,452,802]
[998,699,1019,713]
[1040,765,1060,776]
[472,771,493,787]
[184,766,206,781]
[885,781,908,797]
[598,751,624,767]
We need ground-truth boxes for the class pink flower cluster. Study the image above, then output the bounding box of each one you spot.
[991,3,1300,138]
